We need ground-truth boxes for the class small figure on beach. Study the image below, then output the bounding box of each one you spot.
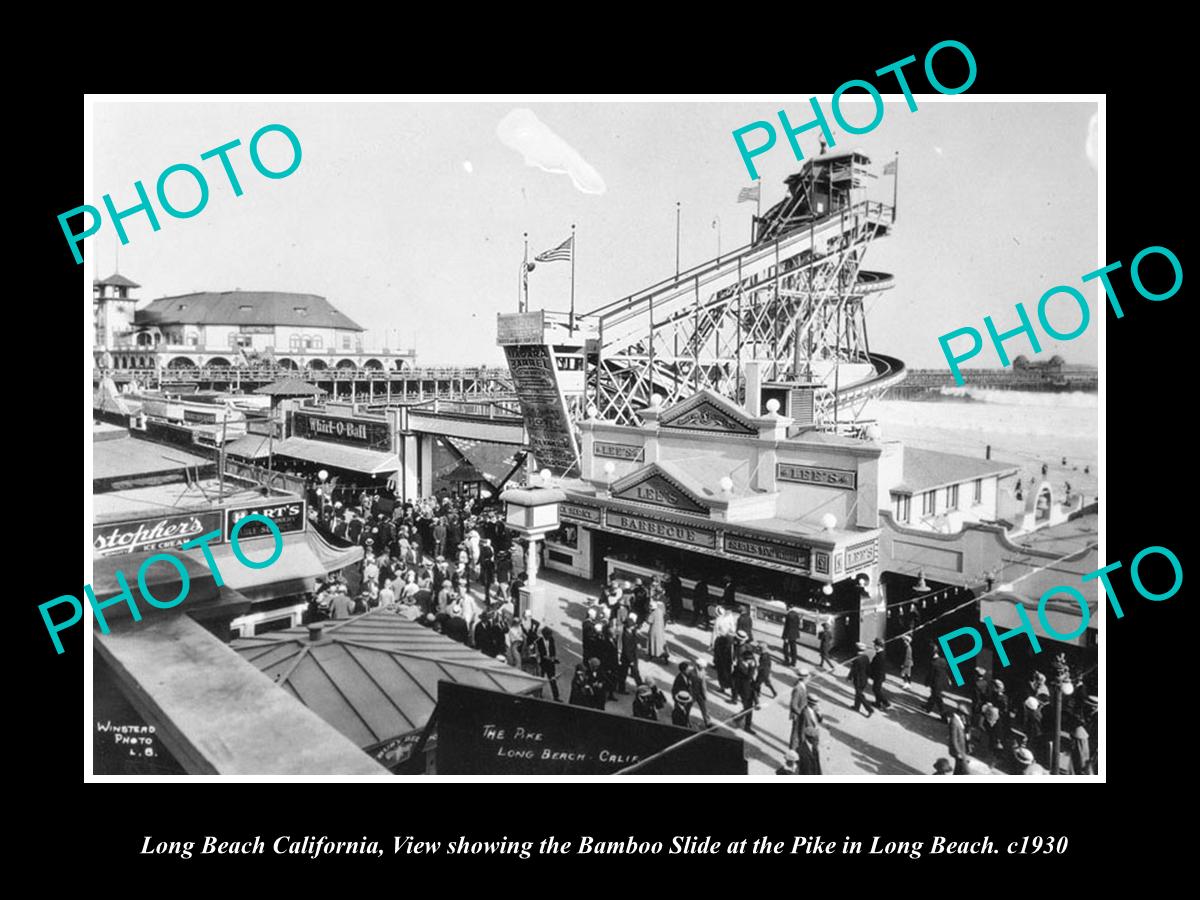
[1041,463,1048,477]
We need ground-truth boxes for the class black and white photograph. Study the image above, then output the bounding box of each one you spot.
[80,96,1105,779]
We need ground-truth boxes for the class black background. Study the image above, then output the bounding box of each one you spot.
[23,18,1188,879]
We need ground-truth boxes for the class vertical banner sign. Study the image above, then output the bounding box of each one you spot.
[498,332,580,476]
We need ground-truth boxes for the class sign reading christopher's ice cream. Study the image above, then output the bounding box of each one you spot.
[93,511,223,557]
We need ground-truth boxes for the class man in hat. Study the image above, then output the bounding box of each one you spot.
[687,660,712,728]
[478,538,495,593]
[925,648,950,719]
[632,578,649,624]
[948,701,971,774]
[776,749,800,775]
[789,666,811,750]
[782,602,802,666]
[754,641,777,703]
[599,623,620,702]
[618,616,644,693]
[735,603,754,642]
[869,638,893,711]
[712,619,736,696]
[586,657,608,710]
[569,663,593,707]
[329,588,356,620]
[632,683,665,721]
[899,633,914,686]
[988,679,1011,750]
[798,697,823,774]
[444,602,469,644]
[433,517,447,558]
[536,625,560,701]
[847,642,874,717]
[818,621,836,671]
[1014,746,1044,775]
[932,757,953,775]
[672,690,695,729]
[731,647,759,734]
[971,666,990,727]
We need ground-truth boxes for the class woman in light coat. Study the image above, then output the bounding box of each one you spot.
[646,600,668,662]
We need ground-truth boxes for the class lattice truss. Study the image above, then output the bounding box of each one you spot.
[587,203,895,427]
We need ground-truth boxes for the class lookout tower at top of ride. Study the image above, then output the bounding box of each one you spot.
[754,148,878,245]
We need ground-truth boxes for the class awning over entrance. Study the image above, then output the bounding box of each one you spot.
[199,532,327,592]
[273,437,400,474]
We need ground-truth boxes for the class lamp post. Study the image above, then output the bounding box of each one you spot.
[317,469,330,523]
[499,482,567,621]
[1050,658,1075,775]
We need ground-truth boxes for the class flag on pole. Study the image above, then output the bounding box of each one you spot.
[737,184,760,204]
[534,235,573,263]
[882,159,898,175]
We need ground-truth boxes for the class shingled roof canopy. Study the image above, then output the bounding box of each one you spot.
[230,611,545,753]
[95,273,141,288]
[134,291,364,331]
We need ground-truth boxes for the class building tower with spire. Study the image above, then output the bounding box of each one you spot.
[93,273,140,352]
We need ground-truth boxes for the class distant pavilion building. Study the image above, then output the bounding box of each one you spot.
[93,275,416,373]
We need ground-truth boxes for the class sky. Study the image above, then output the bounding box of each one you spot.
[91,99,1098,368]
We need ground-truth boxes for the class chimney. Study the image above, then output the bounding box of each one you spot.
[307,624,324,642]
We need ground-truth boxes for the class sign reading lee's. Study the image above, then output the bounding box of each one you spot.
[93,511,223,557]
[293,411,390,449]
[776,462,857,490]
[225,500,306,541]
[593,441,644,462]
[437,682,746,775]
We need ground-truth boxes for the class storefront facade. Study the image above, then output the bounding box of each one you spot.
[543,389,886,646]
[273,404,403,492]
[93,491,361,637]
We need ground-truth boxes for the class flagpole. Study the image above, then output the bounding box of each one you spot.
[522,232,529,313]
[892,152,899,223]
[675,201,680,280]
[569,223,576,334]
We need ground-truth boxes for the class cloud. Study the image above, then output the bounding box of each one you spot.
[462,160,474,174]
[497,108,606,195]
[1085,112,1098,171]
[933,146,944,157]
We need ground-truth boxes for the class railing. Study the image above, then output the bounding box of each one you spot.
[96,365,512,383]
[586,200,893,326]
[405,398,524,420]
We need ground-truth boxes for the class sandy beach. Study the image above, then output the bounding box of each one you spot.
[874,389,1099,505]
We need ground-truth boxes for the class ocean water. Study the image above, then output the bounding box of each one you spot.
[874,389,1099,502]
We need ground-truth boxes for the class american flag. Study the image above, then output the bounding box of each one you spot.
[882,158,898,175]
[737,184,760,203]
[535,235,573,263]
